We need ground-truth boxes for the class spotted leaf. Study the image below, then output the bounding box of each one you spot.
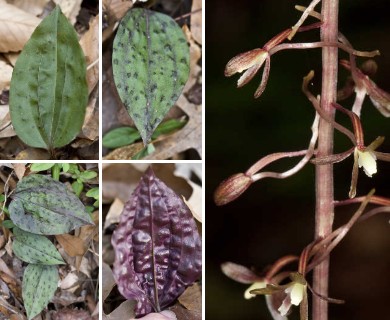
[9,6,88,150]
[22,264,58,320]
[9,174,93,235]
[112,8,190,145]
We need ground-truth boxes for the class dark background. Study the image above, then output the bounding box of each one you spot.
[206,0,390,319]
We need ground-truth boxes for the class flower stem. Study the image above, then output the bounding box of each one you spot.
[313,1,339,319]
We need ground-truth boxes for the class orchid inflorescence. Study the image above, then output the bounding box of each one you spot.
[216,0,390,319]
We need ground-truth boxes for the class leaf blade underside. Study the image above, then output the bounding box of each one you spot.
[112,167,201,316]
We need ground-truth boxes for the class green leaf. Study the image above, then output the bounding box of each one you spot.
[2,220,15,229]
[9,6,88,150]
[0,194,5,202]
[23,264,58,320]
[79,170,97,181]
[30,164,55,172]
[131,143,155,160]
[12,227,64,265]
[85,205,94,213]
[113,8,190,145]
[67,164,79,174]
[9,174,93,235]
[61,163,70,172]
[86,187,99,199]
[152,118,186,139]
[102,127,141,149]
[72,180,83,197]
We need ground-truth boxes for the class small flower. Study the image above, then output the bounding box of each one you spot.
[356,148,377,177]
[277,273,307,316]
[340,59,390,117]
[250,272,308,318]
[214,173,252,206]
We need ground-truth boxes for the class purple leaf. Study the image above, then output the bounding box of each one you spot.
[112,167,202,317]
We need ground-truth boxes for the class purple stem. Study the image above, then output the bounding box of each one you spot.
[313,1,339,319]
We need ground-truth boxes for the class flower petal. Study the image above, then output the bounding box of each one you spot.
[225,49,268,77]
[357,149,377,177]
[278,291,292,316]
[244,281,267,299]
[221,262,261,284]
[290,283,305,306]
[237,63,262,87]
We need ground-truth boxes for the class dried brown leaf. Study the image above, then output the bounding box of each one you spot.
[52,290,85,307]
[15,148,50,160]
[102,0,133,42]
[103,300,136,320]
[0,1,41,52]
[103,142,144,160]
[3,52,19,66]
[52,308,92,320]
[0,109,16,139]
[53,0,82,25]
[0,58,13,91]
[178,283,201,311]
[182,181,202,222]
[169,303,201,320]
[56,234,87,257]
[79,90,99,141]
[102,163,144,202]
[80,15,99,94]
[9,0,49,16]
[59,272,79,291]
[182,25,201,93]
[144,96,202,159]
[190,0,202,45]
[13,163,26,180]
[102,262,116,302]
[104,197,124,230]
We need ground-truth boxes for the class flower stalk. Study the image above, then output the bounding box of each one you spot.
[312,1,339,319]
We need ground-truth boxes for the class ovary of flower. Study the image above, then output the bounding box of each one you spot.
[244,281,267,299]
[356,148,377,177]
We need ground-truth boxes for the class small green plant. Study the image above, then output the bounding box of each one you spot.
[9,6,88,154]
[103,118,186,149]
[3,172,94,319]
[30,163,98,197]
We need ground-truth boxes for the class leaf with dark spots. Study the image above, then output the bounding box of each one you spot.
[9,174,93,235]
[9,6,88,150]
[112,8,190,145]
[111,167,202,317]
[23,264,58,320]
[13,227,65,265]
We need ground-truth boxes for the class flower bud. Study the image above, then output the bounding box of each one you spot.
[214,173,252,206]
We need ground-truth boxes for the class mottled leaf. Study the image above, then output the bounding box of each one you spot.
[112,167,202,316]
[112,8,190,144]
[23,264,58,320]
[9,174,93,235]
[13,227,65,265]
[9,6,88,150]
